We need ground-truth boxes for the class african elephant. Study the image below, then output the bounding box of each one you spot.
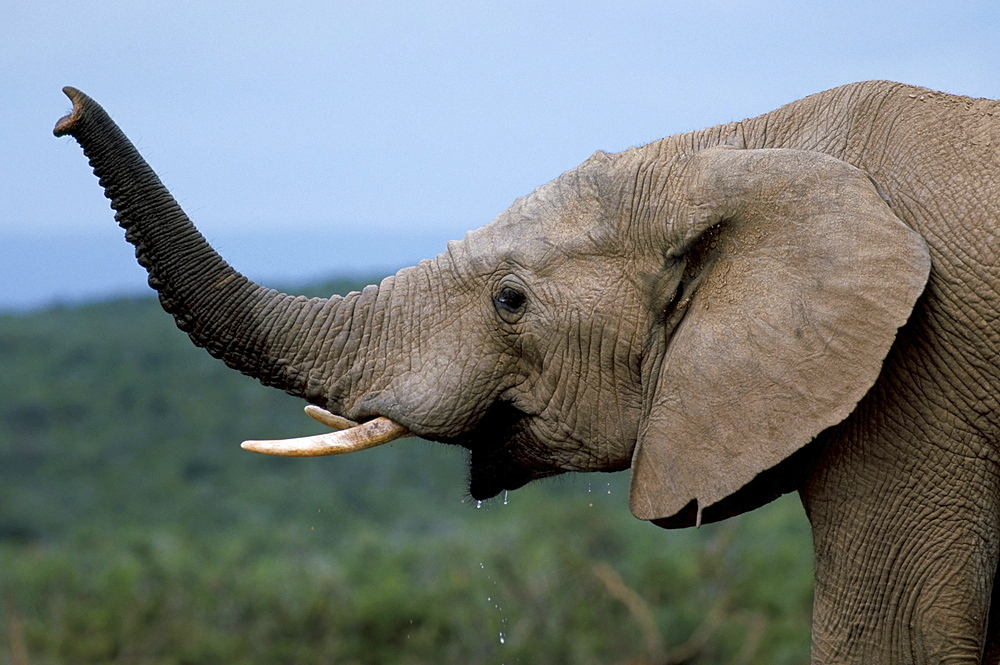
[55,81,1000,664]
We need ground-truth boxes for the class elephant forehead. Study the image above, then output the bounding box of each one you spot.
[459,198,616,271]
[456,218,603,275]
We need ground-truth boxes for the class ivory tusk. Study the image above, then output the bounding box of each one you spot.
[304,405,357,431]
[241,409,411,457]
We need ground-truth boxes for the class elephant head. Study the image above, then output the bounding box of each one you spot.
[55,88,929,526]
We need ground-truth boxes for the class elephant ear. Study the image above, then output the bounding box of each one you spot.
[629,147,930,524]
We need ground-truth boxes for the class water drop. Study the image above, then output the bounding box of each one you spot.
[499,633,506,644]
[476,500,483,509]
[503,490,509,505]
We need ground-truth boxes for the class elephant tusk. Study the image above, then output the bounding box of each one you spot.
[241,407,411,457]
[304,404,358,430]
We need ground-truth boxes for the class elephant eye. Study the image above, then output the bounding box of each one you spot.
[494,285,527,321]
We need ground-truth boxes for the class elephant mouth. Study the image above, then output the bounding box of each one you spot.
[467,447,535,500]
[445,401,563,501]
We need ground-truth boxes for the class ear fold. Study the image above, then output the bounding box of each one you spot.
[629,147,930,523]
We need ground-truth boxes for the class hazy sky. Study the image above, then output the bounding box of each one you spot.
[5,1,1000,307]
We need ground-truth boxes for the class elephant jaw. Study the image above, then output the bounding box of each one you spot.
[241,405,410,457]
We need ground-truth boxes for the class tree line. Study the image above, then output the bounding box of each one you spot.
[0,281,812,664]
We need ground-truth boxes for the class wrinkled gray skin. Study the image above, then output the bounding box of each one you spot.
[56,81,1000,663]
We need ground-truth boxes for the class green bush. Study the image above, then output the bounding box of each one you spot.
[0,287,813,664]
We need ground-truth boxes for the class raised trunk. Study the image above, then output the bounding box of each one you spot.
[54,87,354,404]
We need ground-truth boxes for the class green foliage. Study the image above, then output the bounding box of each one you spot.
[0,282,813,664]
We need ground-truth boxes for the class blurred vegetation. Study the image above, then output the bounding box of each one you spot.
[0,279,813,664]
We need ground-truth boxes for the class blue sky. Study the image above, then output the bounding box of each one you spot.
[4,1,999,308]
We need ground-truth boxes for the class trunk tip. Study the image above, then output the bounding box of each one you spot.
[53,86,88,138]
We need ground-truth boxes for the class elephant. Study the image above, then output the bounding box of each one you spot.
[54,80,1000,664]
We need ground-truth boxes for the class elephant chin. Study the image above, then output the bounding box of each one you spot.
[467,447,536,501]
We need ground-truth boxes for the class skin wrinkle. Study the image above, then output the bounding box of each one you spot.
[631,155,660,240]
[582,314,607,464]
[237,290,282,375]
[601,318,631,467]
[317,295,357,398]
[925,315,997,410]
[276,296,323,373]
[322,290,374,414]
[537,311,578,451]
[809,381,994,662]
[366,282,397,402]
[907,303,997,432]
[826,85,867,158]
[842,89,896,166]
[341,287,376,412]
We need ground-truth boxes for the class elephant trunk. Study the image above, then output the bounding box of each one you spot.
[54,87,349,406]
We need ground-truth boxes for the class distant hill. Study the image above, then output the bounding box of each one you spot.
[0,284,812,664]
